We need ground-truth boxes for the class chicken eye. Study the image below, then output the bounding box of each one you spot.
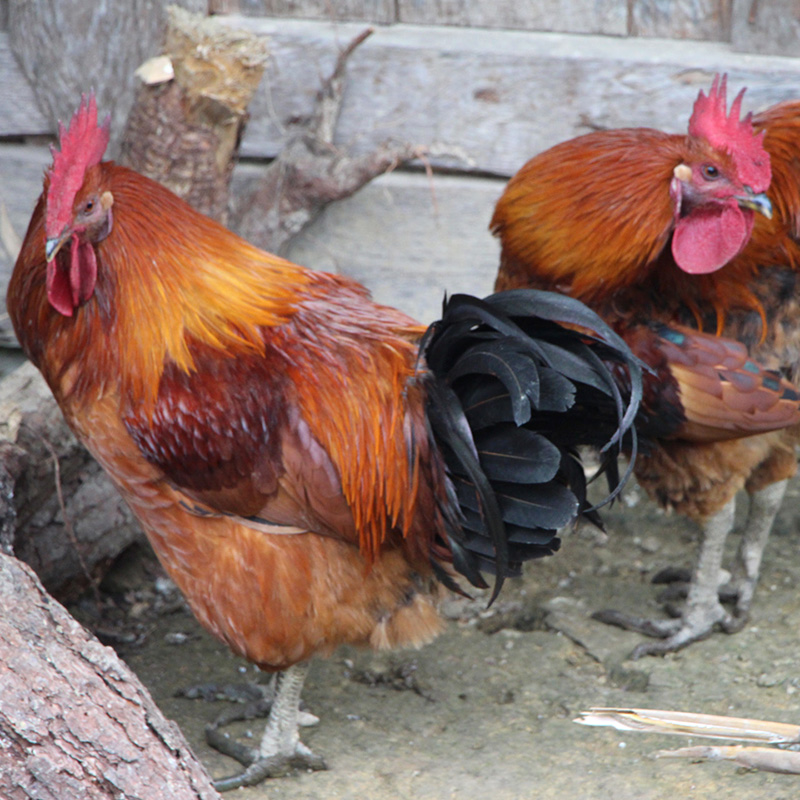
[78,197,98,218]
[701,164,720,180]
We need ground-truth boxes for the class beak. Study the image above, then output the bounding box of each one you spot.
[45,230,71,262]
[736,190,773,220]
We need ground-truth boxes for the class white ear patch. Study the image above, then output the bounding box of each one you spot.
[673,164,692,182]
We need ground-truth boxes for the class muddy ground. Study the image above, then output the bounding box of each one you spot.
[71,472,800,800]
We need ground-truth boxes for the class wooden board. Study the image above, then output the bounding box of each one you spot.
[230,20,800,177]
[215,0,395,22]
[0,157,503,340]
[397,0,627,36]
[210,0,734,41]
[0,35,49,136]
[731,0,800,56]
[0,145,50,321]
[4,21,800,176]
[629,0,729,41]
[277,170,503,324]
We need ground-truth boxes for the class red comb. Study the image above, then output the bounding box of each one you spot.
[688,74,770,192]
[45,93,111,239]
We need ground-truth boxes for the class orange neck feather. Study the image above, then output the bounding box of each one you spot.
[15,164,320,412]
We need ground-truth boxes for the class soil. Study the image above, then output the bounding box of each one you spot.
[74,473,800,800]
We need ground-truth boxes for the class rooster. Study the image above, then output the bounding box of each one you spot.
[491,75,800,657]
[7,95,645,789]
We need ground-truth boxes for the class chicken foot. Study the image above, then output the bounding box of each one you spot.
[208,662,327,791]
[594,498,737,657]
[625,481,788,620]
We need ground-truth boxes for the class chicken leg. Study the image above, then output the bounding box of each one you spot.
[595,497,737,657]
[726,479,787,627]
[596,477,789,656]
[208,662,326,791]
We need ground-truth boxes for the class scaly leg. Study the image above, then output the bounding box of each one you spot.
[208,662,327,791]
[723,479,787,632]
[594,497,737,658]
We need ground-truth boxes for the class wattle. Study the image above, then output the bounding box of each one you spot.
[46,235,98,317]
[671,204,753,275]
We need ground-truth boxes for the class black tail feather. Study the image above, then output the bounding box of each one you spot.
[423,289,643,601]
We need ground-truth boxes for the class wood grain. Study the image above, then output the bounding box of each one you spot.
[731,0,800,56]
[0,551,221,799]
[398,0,627,35]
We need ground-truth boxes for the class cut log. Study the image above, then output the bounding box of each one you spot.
[119,6,269,222]
[0,551,221,800]
[0,361,140,600]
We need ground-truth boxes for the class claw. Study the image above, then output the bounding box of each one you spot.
[205,662,325,791]
[591,609,681,639]
[212,746,327,792]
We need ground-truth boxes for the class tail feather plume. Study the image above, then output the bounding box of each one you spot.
[422,290,643,601]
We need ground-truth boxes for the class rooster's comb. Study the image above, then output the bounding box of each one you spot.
[688,74,770,192]
[45,93,111,238]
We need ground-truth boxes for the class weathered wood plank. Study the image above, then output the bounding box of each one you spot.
[398,0,627,36]
[0,33,50,136]
[630,0,731,41]
[731,0,800,56]
[0,144,50,335]
[0,157,501,334]
[232,20,800,178]
[6,0,208,150]
[0,162,502,344]
[212,0,395,22]
[275,170,503,324]
[4,20,800,174]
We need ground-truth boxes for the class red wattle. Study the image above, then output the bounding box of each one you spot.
[671,204,752,275]
[45,234,98,316]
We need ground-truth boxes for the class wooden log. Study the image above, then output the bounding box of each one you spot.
[0,362,140,600]
[0,551,221,800]
[119,6,269,222]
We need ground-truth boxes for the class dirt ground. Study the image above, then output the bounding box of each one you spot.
[73,471,800,800]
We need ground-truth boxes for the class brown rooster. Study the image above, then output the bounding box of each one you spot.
[8,96,646,789]
[492,75,800,657]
